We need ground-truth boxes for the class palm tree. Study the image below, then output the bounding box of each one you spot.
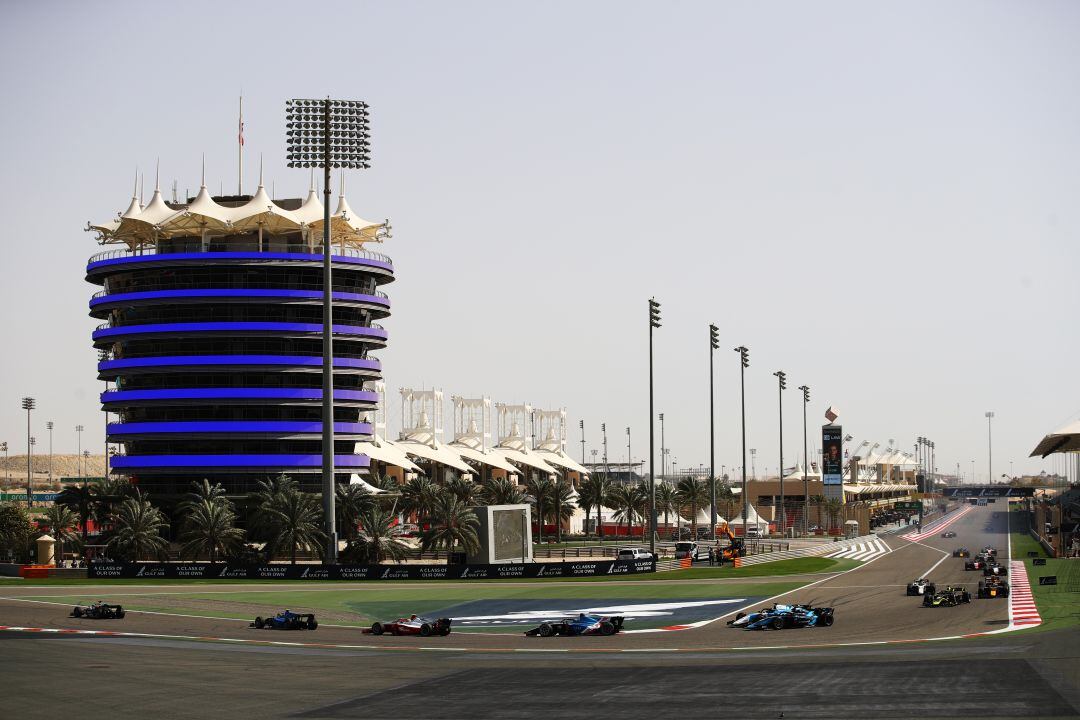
[56,481,96,551]
[251,476,325,563]
[444,475,480,505]
[106,494,169,561]
[607,484,637,539]
[95,477,135,527]
[481,476,527,506]
[181,479,227,510]
[824,498,844,532]
[41,504,79,563]
[336,483,375,541]
[524,475,555,543]
[550,478,577,543]
[179,499,244,563]
[580,473,614,540]
[716,482,737,523]
[340,504,411,564]
[676,476,709,539]
[400,476,441,527]
[655,481,677,536]
[633,481,652,537]
[420,491,480,560]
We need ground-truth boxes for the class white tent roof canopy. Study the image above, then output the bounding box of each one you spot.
[1031,420,1080,458]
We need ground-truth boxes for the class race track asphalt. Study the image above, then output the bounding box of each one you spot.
[2,504,1077,719]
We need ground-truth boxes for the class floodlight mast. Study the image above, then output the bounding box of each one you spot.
[285,98,372,564]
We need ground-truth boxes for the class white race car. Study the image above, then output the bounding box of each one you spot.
[906,578,936,596]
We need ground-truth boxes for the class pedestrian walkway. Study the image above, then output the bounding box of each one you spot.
[737,534,890,567]
[1008,560,1042,629]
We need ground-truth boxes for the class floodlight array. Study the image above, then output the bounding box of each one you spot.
[286,98,371,169]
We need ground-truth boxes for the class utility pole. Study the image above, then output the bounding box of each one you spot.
[46,421,54,487]
[799,385,810,535]
[22,398,34,509]
[985,412,994,489]
[647,298,661,554]
[773,371,786,536]
[734,347,750,533]
[659,413,665,484]
[579,419,585,465]
[709,324,719,539]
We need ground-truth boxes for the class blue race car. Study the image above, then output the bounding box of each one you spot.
[726,603,834,630]
[251,610,318,630]
[525,613,625,637]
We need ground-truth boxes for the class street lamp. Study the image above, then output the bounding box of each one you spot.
[750,448,757,480]
[286,97,372,564]
[773,370,787,536]
[626,427,631,483]
[658,412,665,484]
[21,398,34,509]
[647,297,660,555]
[798,385,810,535]
[709,323,719,538]
[28,436,36,507]
[734,346,749,531]
[76,425,85,478]
[1,441,8,483]
[985,412,994,490]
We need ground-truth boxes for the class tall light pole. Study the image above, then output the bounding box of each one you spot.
[734,346,749,531]
[750,448,757,480]
[985,412,994,490]
[45,421,54,488]
[579,419,585,465]
[21,398,34,509]
[709,324,719,539]
[1,442,8,483]
[647,297,660,554]
[286,97,371,564]
[76,425,84,478]
[28,437,36,507]
[773,370,786,535]
[971,459,976,484]
[799,385,810,535]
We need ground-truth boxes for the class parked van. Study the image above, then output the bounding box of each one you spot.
[674,541,706,561]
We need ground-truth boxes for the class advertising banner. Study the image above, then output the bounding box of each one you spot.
[88,558,656,580]
[822,424,843,486]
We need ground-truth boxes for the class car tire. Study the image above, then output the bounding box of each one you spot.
[735,612,746,621]
[822,613,834,627]
[371,622,383,635]
[73,607,82,618]
[116,609,125,619]
[307,619,318,630]
[771,617,784,630]
[538,623,554,638]
[600,621,616,636]
[420,624,432,637]
[254,617,264,629]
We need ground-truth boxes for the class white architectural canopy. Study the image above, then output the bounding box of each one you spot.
[87,163,389,250]
[1031,420,1080,458]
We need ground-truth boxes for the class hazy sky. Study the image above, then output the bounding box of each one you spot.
[0,1,1077,480]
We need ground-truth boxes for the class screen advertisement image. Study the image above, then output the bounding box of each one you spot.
[822,424,843,486]
[492,508,527,561]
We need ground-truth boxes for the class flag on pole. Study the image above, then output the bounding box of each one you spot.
[239,103,245,146]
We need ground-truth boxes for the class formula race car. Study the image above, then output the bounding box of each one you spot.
[922,586,971,607]
[941,531,957,539]
[525,613,625,637]
[981,546,998,557]
[982,561,1008,577]
[727,604,835,630]
[251,610,318,630]
[70,601,125,619]
[368,615,452,637]
[952,547,970,558]
[906,578,937,596]
[977,577,1010,598]
[965,556,989,571]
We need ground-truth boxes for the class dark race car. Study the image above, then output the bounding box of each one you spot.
[906,578,937,596]
[981,546,998,557]
[952,548,970,558]
[940,531,957,539]
[982,561,1008,577]
[727,603,835,630]
[977,576,1011,599]
[251,610,318,630]
[525,613,625,637]
[923,586,971,607]
[965,556,989,571]
[70,601,125,619]
[368,615,452,637]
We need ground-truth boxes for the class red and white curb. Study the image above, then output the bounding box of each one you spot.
[899,504,974,542]
[1008,561,1042,629]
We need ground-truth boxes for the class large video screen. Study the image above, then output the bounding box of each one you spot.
[822,424,843,486]
[492,508,526,561]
